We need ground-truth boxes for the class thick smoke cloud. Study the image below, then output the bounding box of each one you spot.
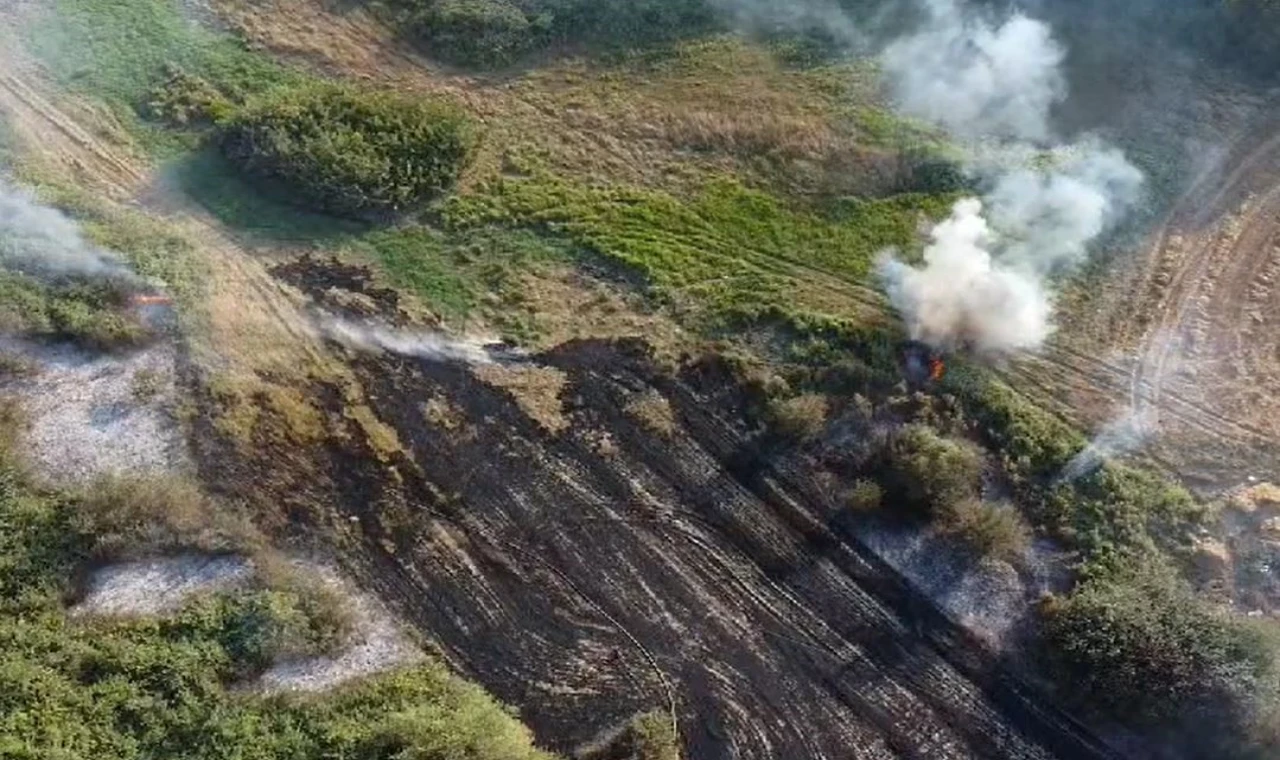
[876,0,1143,354]
[878,198,1052,353]
[882,0,1065,143]
[0,177,136,282]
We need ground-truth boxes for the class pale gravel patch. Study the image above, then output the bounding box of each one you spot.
[74,554,254,617]
[256,564,424,694]
[0,335,187,483]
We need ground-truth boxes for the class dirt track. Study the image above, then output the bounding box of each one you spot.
[1002,106,1280,488]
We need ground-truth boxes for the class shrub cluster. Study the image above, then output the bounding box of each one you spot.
[878,423,983,518]
[1042,562,1280,754]
[765,393,829,441]
[219,85,476,216]
[392,0,718,67]
[0,272,149,350]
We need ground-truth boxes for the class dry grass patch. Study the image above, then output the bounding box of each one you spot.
[937,499,1032,564]
[72,473,261,560]
[626,389,677,438]
[766,393,829,441]
[473,363,568,434]
[420,393,466,432]
[261,384,327,444]
[345,403,409,464]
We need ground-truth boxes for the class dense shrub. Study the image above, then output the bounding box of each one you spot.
[144,66,235,127]
[938,498,1030,563]
[0,272,149,350]
[1043,562,1280,748]
[880,424,983,518]
[845,478,883,513]
[390,0,719,67]
[407,0,538,67]
[220,85,476,216]
[765,393,829,441]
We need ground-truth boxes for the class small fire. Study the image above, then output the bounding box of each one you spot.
[929,357,946,382]
[130,294,172,307]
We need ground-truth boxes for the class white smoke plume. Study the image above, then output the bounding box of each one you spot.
[878,198,1051,353]
[1059,407,1156,482]
[881,0,1065,143]
[0,177,137,282]
[877,0,1143,354]
[321,318,508,366]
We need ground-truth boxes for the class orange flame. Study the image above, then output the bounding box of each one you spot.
[130,294,172,307]
[929,357,945,382]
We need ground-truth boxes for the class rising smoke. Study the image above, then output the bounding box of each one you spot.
[881,0,1065,142]
[876,0,1143,355]
[0,177,138,283]
[1058,406,1155,481]
[321,317,509,366]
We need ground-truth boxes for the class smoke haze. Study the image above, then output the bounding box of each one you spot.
[876,0,1143,354]
[1059,407,1155,481]
[881,0,1065,143]
[878,198,1052,353]
[321,318,504,366]
[0,177,136,282]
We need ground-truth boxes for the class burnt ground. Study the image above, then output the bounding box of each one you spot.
[193,323,1120,759]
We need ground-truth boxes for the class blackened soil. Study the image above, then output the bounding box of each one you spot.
[271,255,406,321]
[196,338,1120,760]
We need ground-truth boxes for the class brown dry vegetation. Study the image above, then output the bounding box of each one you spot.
[473,362,569,434]
[625,389,677,438]
[213,0,914,199]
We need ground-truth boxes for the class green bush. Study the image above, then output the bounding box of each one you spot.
[845,478,883,513]
[1043,562,1280,747]
[765,393,828,441]
[880,424,983,518]
[407,0,538,67]
[0,272,149,350]
[220,85,476,216]
[390,0,718,67]
[938,498,1030,563]
[144,66,236,128]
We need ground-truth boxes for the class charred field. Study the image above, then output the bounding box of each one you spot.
[192,266,1110,758]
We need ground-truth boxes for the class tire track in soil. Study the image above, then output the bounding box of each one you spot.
[1002,115,1280,475]
[0,63,146,196]
[1124,121,1280,447]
